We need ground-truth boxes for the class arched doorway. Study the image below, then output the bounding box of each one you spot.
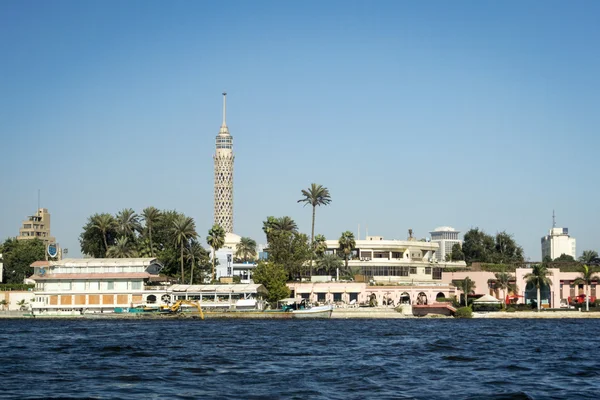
[436,292,446,302]
[400,292,411,304]
[416,292,428,305]
[146,294,157,304]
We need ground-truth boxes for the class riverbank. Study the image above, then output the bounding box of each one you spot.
[474,310,600,318]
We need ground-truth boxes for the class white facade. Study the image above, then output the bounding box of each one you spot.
[214,248,256,283]
[429,226,462,261]
[541,227,576,260]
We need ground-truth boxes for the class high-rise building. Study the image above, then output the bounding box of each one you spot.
[17,208,56,245]
[213,93,235,233]
[429,226,461,261]
[541,222,576,261]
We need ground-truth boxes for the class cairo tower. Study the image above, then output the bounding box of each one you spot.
[213,92,234,233]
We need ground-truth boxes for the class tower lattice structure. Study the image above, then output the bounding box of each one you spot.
[213,92,234,233]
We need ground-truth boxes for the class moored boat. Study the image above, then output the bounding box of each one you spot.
[279,298,333,319]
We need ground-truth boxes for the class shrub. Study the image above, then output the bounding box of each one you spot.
[506,307,516,313]
[454,307,473,319]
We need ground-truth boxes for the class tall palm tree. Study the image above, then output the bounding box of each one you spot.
[316,253,342,276]
[207,224,226,282]
[171,216,198,283]
[494,271,516,308]
[116,208,141,237]
[338,231,356,276]
[298,183,332,276]
[573,264,599,312]
[0,299,8,312]
[314,234,327,258]
[107,236,138,258]
[235,237,257,262]
[186,239,206,284]
[16,299,28,311]
[454,277,476,307]
[524,264,552,311]
[91,213,117,256]
[275,216,298,233]
[142,207,162,257]
[579,250,599,264]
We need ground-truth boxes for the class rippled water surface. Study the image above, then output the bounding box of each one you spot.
[1,318,600,399]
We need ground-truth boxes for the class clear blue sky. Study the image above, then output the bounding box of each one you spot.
[1,1,599,260]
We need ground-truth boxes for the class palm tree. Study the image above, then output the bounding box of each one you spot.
[107,236,138,258]
[91,213,117,256]
[171,215,198,283]
[316,253,342,276]
[573,264,599,312]
[455,277,476,307]
[186,239,207,284]
[0,299,8,312]
[494,271,516,308]
[274,216,298,233]
[524,264,552,311]
[298,183,332,276]
[579,250,599,264]
[207,224,226,282]
[338,231,356,277]
[235,237,257,262]
[314,234,327,258]
[142,207,162,257]
[16,299,28,311]
[116,208,141,237]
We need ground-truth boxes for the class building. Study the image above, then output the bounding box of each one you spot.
[213,92,235,233]
[323,234,466,284]
[214,246,257,283]
[17,208,56,245]
[29,258,164,315]
[541,216,576,261]
[430,226,462,262]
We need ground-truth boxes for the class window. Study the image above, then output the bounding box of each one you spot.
[409,267,417,274]
[131,281,142,290]
[317,293,326,302]
[62,282,72,291]
[425,267,432,275]
[107,281,114,290]
[333,293,342,302]
[349,293,358,302]
[432,267,442,280]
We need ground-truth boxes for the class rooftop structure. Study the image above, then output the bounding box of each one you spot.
[213,92,235,233]
[17,208,56,245]
[541,212,576,260]
[429,226,462,262]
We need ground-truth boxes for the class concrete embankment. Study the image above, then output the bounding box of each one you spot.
[474,310,600,319]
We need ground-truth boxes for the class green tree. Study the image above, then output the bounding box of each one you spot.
[554,254,575,262]
[207,224,226,281]
[573,264,599,312]
[171,215,198,283]
[235,237,257,262]
[142,207,162,257]
[16,299,28,311]
[579,250,599,264]
[107,236,138,258]
[492,231,524,264]
[116,208,141,238]
[494,271,517,308]
[265,229,311,280]
[186,239,209,284]
[524,264,552,311]
[453,277,476,307]
[251,261,290,305]
[450,243,465,261]
[0,299,9,311]
[462,228,496,264]
[315,253,342,276]
[313,234,327,258]
[298,183,332,276]
[91,213,118,256]
[1,238,45,284]
[338,231,356,277]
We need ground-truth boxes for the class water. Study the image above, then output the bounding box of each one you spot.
[1,318,599,399]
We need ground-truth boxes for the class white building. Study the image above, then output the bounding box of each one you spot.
[429,226,462,262]
[541,227,576,260]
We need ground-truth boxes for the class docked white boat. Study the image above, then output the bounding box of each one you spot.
[279,298,334,319]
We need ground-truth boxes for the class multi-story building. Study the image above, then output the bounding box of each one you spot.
[29,258,164,315]
[541,227,576,260]
[429,226,462,261]
[17,208,56,245]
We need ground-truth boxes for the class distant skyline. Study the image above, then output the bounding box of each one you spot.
[1,1,599,260]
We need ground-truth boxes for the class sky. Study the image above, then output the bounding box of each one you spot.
[1,1,599,260]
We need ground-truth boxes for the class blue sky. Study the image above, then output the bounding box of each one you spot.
[1,1,599,259]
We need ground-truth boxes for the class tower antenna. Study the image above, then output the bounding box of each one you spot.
[38,189,40,210]
[222,92,227,126]
[552,210,556,228]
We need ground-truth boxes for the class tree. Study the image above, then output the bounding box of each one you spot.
[107,236,138,258]
[206,224,226,281]
[274,216,298,233]
[142,207,162,257]
[573,264,599,312]
[171,215,198,283]
[16,299,28,311]
[90,213,117,256]
[494,271,517,308]
[524,264,552,311]
[265,229,311,280]
[235,237,257,262]
[315,253,342,276]
[298,183,332,276]
[492,231,524,264]
[0,299,8,312]
[313,234,327,258]
[554,254,575,262]
[579,250,599,264]
[450,243,465,261]
[453,277,476,307]
[0,238,45,284]
[251,261,290,306]
[462,228,496,264]
[116,208,141,238]
[186,239,209,284]
[338,231,356,278]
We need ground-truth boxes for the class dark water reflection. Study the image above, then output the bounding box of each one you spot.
[1,319,599,399]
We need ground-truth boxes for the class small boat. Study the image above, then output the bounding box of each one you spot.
[279,298,333,319]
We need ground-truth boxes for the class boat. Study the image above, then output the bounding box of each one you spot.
[278,298,333,319]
